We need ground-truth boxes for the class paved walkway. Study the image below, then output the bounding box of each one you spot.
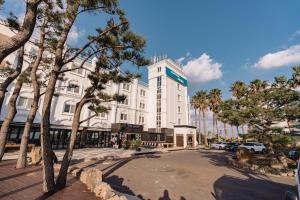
[0,160,98,200]
[3,148,162,162]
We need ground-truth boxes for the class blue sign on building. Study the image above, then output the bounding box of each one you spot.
[166,67,188,86]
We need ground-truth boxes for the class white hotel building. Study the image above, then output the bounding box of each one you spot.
[0,26,196,149]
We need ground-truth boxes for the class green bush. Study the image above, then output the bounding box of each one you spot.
[273,136,295,147]
[123,139,142,150]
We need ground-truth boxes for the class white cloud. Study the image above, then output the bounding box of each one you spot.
[288,29,300,42]
[176,57,185,64]
[67,26,84,44]
[254,45,300,69]
[182,53,223,83]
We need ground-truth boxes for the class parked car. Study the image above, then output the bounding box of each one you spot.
[239,142,267,154]
[288,149,300,160]
[211,142,227,150]
[225,142,239,152]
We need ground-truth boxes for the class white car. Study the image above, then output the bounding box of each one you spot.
[239,142,267,153]
[211,142,227,150]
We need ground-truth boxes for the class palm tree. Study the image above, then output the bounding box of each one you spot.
[272,75,288,88]
[218,100,231,140]
[288,66,300,88]
[230,81,248,136]
[191,95,201,144]
[249,79,268,93]
[230,81,247,100]
[208,88,222,141]
[196,90,208,146]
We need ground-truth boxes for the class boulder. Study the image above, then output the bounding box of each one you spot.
[236,147,252,163]
[270,163,285,170]
[85,168,103,191]
[94,182,115,199]
[53,163,61,172]
[108,195,128,200]
[250,164,259,171]
[68,166,78,174]
[80,171,88,184]
[71,168,82,177]
[287,171,295,177]
[31,146,42,165]
[277,154,288,168]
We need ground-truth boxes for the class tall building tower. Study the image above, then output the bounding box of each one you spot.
[147,58,190,134]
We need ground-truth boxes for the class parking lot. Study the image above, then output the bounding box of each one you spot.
[91,150,296,200]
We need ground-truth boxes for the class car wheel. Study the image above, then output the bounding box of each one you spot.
[219,147,222,150]
[250,148,255,153]
[262,149,266,154]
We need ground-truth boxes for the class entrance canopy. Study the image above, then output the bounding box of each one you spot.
[111,123,143,133]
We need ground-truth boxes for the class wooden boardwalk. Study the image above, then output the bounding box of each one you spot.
[0,160,98,200]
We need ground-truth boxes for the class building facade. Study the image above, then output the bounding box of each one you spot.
[0,25,195,149]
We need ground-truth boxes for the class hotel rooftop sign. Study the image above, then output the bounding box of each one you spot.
[166,67,188,86]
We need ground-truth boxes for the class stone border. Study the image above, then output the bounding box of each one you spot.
[227,157,295,178]
[68,166,133,200]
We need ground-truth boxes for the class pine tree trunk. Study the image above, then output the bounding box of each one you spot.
[0,47,24,115]
[202,111,208,146]
[16,32,44,169]
[0,1,39,64]
[56,100,85,189]
[15,73,39,169]
[0,78,23,161]
[231,125,234,140]
[40,72,57,192]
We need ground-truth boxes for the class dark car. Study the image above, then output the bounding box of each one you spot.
[225,142,239,152]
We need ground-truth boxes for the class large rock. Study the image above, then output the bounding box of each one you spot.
[53,163,61,172]
[85,168,103,191]
[31,146,42,165]
[236,147,252,163]
[108,195,128,200]
[277,154,288,168]
[80,171,88,184]
[94,182,115,199]
[270,163,285,170]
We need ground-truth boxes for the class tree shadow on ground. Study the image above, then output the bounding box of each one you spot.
[212,174,296,200]
[199,150,296,200]
[101,154,188,200]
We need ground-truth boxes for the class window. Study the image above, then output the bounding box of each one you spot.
[140,89,146,97]
[177,94,181,101]
[63,103,75,114]
[157,76,162,88]
[71,63,84,75]
[120,98,129,105]
[67,83,80,94]
[177,83,181,91]
[122,83,130,91]
[139,115,145,124]
[17,96,33,109]
[178,118,181,125]
[140,102,145,109]
[177,106,181,113]
[120,113,127,121]
[100,112,106,118]
[158,67,161,72]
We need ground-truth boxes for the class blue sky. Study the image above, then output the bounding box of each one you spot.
[2,0,300,99]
